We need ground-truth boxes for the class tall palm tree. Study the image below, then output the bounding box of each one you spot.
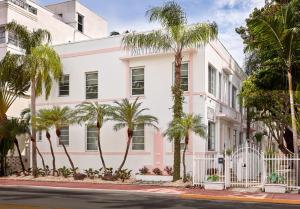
[75,102,111,170]
[247,0,300,154]
[164,114,206,182]
[122,1,217,180]
[110,98,158,171]
[37,106,76,173]
[6,22,62,175]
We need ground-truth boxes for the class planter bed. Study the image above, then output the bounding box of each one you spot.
[264,184,286,194]
[135,174,173,182]
[203,181,225,190]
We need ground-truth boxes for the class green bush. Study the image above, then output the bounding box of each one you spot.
[207,175,219,182]
[115,169,132,182]
[267,172,285,184]
[152,168,163,175]
[139,166,149,175]
[84,168,100,179]
[58,166,72,178]
[164,166,173,176]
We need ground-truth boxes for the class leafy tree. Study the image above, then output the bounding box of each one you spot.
[36,107,76,173]
[75,102,112,170]
[6,22,62,175]
[110,98,158,171]
[164,114,206,182]
[122,1,217,180]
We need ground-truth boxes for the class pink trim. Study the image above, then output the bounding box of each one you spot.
[153,130,164,169]
[60,47,122,59]
[40,152,151,156]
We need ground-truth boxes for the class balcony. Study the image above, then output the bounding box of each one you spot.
[6,0,37,15]
[216,103,241,123]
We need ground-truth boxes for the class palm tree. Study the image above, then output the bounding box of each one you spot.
[122,1,217,180]
[6,22,62,175]
[75,102,111,170]
[110,98,158,171]
[164,114,206,182]
[37,106,76,173]
[247,0,300,154]
[33,113,56,176]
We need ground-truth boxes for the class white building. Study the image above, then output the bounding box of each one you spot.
[0,0,107,117]
[35,35,247,174]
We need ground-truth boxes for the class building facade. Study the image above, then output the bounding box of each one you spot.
[35,35,247,174]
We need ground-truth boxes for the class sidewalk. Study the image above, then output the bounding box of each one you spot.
[0,179,299,205]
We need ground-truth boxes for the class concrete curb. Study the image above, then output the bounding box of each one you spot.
[180,194,300,205]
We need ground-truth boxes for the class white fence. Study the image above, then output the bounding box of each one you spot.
[193,144,300,190]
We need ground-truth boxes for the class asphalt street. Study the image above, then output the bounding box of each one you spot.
[0,187,298,209]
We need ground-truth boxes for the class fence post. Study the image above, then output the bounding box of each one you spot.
[192,154,195,186]
[262,152,265,188]
[225,155,230,188]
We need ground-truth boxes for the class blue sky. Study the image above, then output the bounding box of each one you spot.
[38,0,265,66]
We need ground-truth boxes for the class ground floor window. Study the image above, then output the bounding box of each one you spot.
[87,126,98,151]
[132,124,144,150]
[59,127,69,146]
[208,122,215,151]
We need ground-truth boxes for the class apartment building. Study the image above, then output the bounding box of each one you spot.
[35,35,247,174]
[0,0,107,117]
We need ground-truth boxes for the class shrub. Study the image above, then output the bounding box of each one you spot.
[139,166,149,175]
[84,168,100,179]
[164,166,173,176]
[101,167,116,181]
[207,175,219,182]
[152,168,162,175]
[36,168,46,177]
[58,166,72,178]
[115,169,132,182]
[267,172,285,184]
[74,173,86,180]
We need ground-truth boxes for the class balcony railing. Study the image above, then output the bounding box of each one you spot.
[6,0,37,15]
[217,103,241,122]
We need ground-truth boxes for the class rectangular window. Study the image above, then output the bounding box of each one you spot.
[228,81,231,105]
[38,131,42,141]
[0,27,5,44]
[131,67,144,95]
[232,85,237,109]
[173,63,189,91]
[233,130,237,148]
[59,74,70,96]
[86,72,98,99]
[208,65,216,96]
[218,73,222,99]
[208,122,215,151]
[87,126,98,151]
[8,31,19,46]
[77,13,84,32]
[132,124,144,150]
[59,127,69,146]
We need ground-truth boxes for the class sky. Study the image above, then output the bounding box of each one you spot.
[38,0,265,67]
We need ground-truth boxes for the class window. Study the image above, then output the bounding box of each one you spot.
[58,13,63,17]
[8,31,19,46]
[59,74,70,96]
[173,63,189,91]
[87,126,97,151]
[131,68,144,95]
[218,73,222,99]
[208,122,215,151]
[228,81,231,105]
[0,27,5,43]
[86,72,98,99]
[232,85,237,109]
[233,130,237,148]
[59,127,69,146]
[132,124,144,150]
[208,65,216,96]
[77,13,84,32]
[38,131,42,141]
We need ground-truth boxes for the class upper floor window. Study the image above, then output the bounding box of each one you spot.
[173,63,189,91]
[218,73,222,100]
[208,122,215,151]
[208,65,216,96]
[132,124,144,151]
[86,72,98,99]
[77,13,84,33]
[59,74,70,96]
[228,81,231,106]
[59,126,69,146]
[0,27,5,44]
[232,85,237,109]
[38,131,42,141]
[86,126,97,151]
[131,67,144,95]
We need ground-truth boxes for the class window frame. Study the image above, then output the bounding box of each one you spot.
[172,62,189,92]
[0,26,5,44]
[77,13,84,33]
[37,131,42,142]
[208,121,215,151]
[132,124,145,151]
[130,67,145,96]
[85,71,98,100]
[58,74,70,97]
[86,125,98,151]
[232,85,237,109]
[208,64,217,96]
[58,126,69,146]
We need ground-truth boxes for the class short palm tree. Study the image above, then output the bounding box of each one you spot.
[6,22,62,175]
[36,106,76,173]
[247,0,300,154]
[164,114,206,182]
[122,1,217,180]
[76,102,112,170]
[110,98,158,171]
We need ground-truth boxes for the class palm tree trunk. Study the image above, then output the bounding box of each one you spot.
[31,79,38,176]
[56,129,76,174]
[46,131,56,176]
[36,145,46,172]
[97,127,106,170]
[173,52,183,181]
[182,136,189,182]
[14,138,25,173]
[118,128,132,171]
